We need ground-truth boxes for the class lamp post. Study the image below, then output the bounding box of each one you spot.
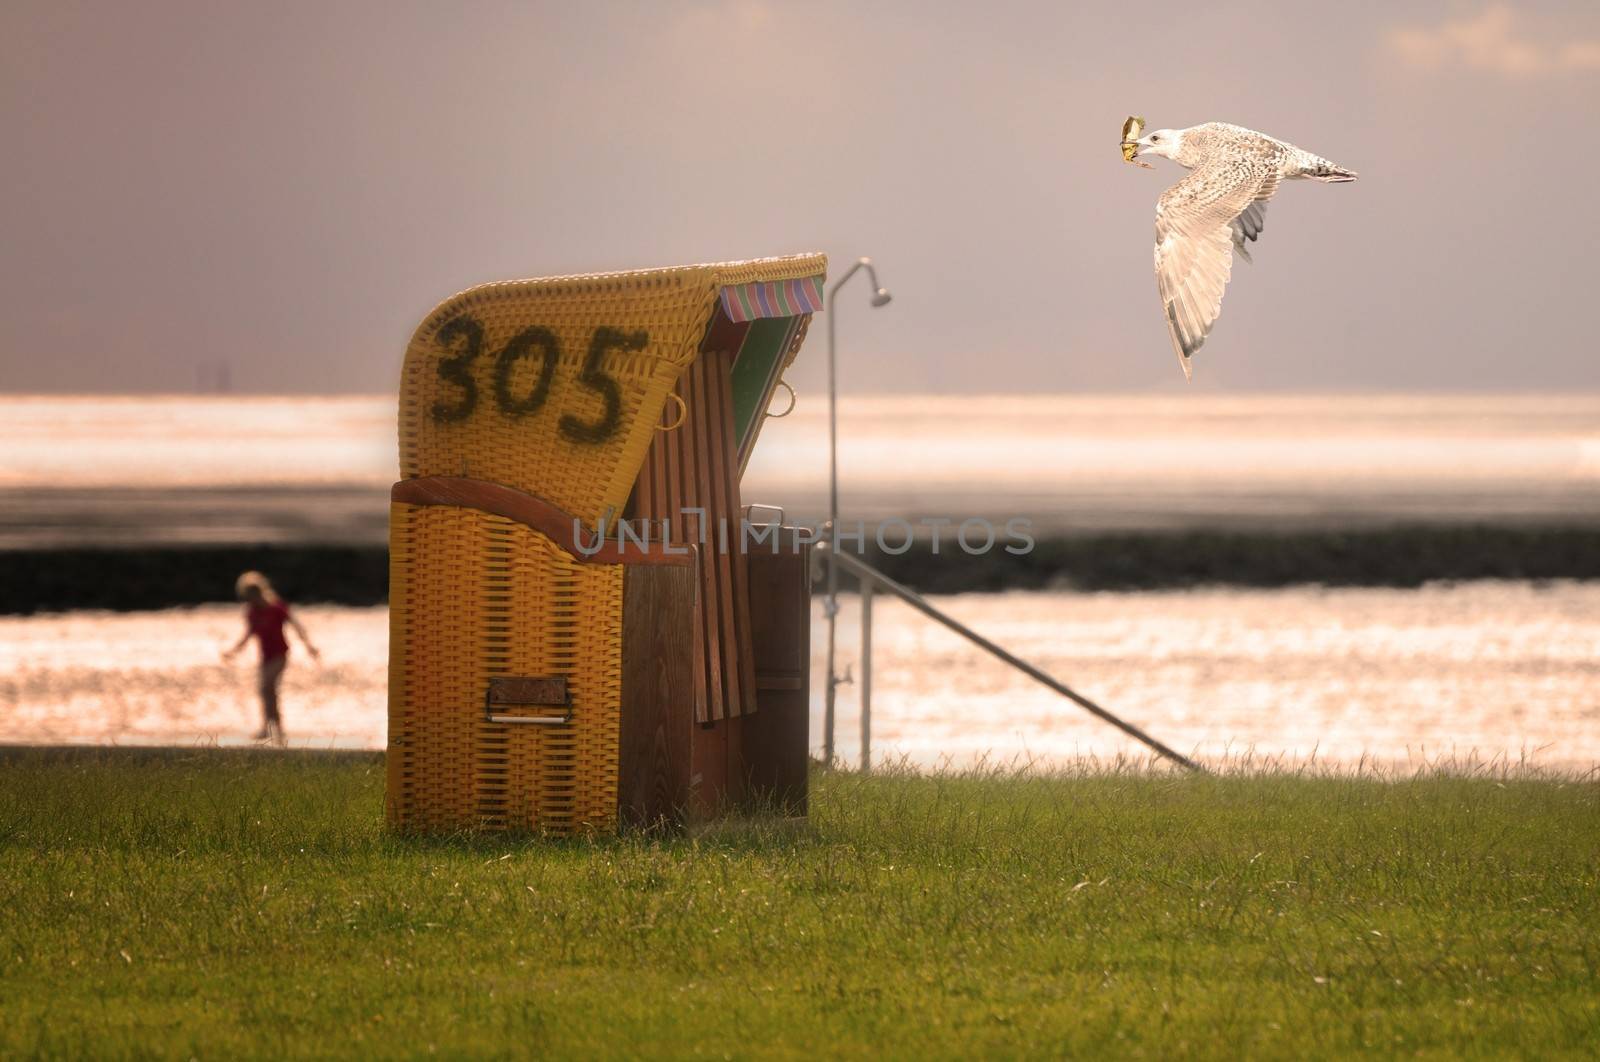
[823,257,891,765]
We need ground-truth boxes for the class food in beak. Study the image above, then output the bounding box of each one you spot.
[1121,115,1152,168]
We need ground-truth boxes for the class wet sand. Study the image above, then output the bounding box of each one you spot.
[3,393,1596,546]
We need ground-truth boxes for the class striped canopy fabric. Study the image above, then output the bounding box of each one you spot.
[719,275,824,323]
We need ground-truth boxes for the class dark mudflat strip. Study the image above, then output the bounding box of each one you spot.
[4,524,1599,614]
[0,543,389,614]
[854,524,1600,594]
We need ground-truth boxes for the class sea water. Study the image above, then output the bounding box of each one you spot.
[1,393,1595,768]
[2,583,1595,770]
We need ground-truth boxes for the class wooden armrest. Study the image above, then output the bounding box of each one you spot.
[392,476,694,567]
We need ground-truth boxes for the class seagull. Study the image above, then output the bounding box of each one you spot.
[1125,122,1357,379]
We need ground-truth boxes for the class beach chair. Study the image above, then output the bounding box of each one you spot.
[387,255,824,833]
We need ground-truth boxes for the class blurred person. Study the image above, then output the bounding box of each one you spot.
[222,571,319,744]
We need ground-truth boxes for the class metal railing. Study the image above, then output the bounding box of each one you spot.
[822,543,1204,773]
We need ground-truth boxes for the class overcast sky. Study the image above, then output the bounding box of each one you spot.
[3,1,1597,395]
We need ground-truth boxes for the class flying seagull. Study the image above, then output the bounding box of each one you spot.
[1123,121,1357,379]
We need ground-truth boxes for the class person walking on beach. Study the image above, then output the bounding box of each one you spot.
[223,571,319,745]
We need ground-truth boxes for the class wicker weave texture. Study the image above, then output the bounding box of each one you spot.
[399,255,827,527]
[387,501,624,834]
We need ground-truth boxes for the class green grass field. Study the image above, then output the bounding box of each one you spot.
[1,749,1596,1058]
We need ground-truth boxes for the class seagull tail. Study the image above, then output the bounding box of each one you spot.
[1290,148,1358,183]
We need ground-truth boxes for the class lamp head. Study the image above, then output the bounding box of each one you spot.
[828,257,894,311]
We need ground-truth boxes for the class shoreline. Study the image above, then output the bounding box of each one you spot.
[4,523,1599,613]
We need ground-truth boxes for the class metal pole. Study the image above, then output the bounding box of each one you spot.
[823,271,842,764]
[823,258,880,766]
[860,578,873,773]
[824,545,1204,772]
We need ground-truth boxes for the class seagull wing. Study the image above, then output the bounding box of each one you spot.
[1155,160,1280,377]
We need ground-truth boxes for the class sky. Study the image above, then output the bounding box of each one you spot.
[2,0,1598,395]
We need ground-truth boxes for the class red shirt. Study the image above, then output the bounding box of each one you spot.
[247,600,292,661]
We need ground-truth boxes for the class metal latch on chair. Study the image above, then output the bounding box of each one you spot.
[743,502,785,527]
[484,676,571,725]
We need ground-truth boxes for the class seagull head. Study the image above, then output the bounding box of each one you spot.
[1132,128,1184,162]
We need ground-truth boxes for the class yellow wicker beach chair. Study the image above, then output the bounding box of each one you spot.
[388,255,824,833]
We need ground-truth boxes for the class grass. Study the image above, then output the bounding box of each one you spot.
[1,749,1596,1058]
